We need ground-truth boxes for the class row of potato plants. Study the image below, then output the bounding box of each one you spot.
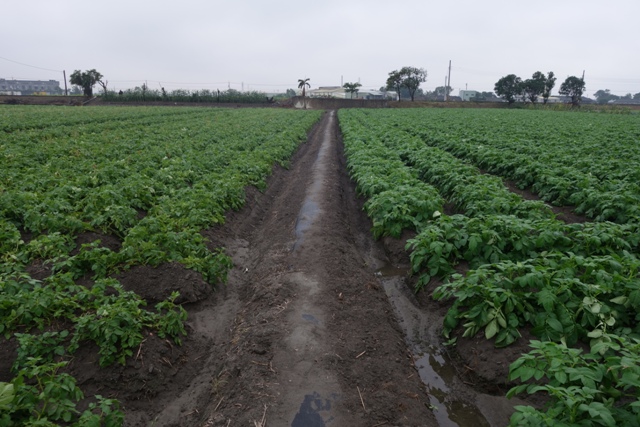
[339,111,443,238]
[338,108,640,426]
[0,106,322,425]
[0,105,202,133]
[370,113,640,340]
[390,108,640,224]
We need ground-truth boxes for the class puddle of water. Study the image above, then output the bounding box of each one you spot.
[291,392,338,427]
[414,351,490,427]
[293,200,319,251]
[291,112,335,253]
[379,273,492,427]
[302,313,320,325]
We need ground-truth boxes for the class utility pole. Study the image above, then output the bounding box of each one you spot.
[446,60,452,101]
[444,76,448,100]
[63,70,68,96]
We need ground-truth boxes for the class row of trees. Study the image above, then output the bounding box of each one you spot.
[70,68,283,103]
[593,89,640,104]
[494,72,557,105]
[76,68,634,107]
[104,86,269,103]
[494,72,587,106]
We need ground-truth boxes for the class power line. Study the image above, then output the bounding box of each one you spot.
[0,56,62,73]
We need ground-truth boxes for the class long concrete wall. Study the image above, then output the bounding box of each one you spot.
[292,97,388,109]
[0,95,87,105]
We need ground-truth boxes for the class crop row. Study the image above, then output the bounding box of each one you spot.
[384,108,640,224]
[339,111,443,239]
[0,104,208,133]
[338,108,640,425]
[0,106,322,425]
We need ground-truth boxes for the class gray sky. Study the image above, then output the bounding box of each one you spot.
[2,0,639,97]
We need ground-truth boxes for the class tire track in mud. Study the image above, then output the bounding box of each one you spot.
[269,111,352,425]
[196,110,439,426]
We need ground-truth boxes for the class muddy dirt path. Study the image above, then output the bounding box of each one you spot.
[127,109,446,426]
[196,110,438,426]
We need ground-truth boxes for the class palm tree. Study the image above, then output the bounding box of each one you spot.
[297,78,311,109]
[298,78,310,97]
[343,82,362,99]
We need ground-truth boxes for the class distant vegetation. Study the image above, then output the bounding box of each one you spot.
[103,85,274,103]
[385,66,428,101]
[594,89,640,105]
[494,71,557,105]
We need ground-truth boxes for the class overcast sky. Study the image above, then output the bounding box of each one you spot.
[2,0,639,97]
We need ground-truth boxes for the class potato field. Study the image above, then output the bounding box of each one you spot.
[339,108,640,426]
[1,105,640,426]
[0,106,321,425]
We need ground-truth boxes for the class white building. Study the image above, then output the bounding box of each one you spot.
[0,79,62,95]
[307,86,396,100]
[307,86,347,98]
[459,90,479,101]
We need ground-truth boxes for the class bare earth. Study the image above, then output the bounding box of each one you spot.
[193,110,438,426]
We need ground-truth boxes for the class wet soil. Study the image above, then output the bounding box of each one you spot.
[195,110,439,426]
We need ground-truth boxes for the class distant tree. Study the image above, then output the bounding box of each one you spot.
[559,76,586,106]
[297,78,310,97]
[521,71,547,104]
[621,93,633,100]
[594,89,620,105]
[481,91,498,100]
[298,78,310,109]
[386,70,403,101]
[399,66,427,101]
[434,86,453,99]
[69,69,103,97]
[285,88,297,97]
[386,67,427,101]
[97,79,108,96]
[634,92,640,100]
[411,88,426,99]
[542,71,556,104]
[494,74,522,105]
[343,82,362,99]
